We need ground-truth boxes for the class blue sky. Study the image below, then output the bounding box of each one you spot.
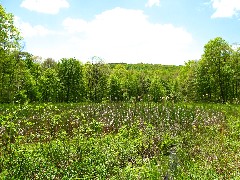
[1,0,240,65]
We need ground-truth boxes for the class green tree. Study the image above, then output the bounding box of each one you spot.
[136,72,151,101]
[108,64,128,101]
[0,5,22,103]
[18,52,41,102]
[41,58,57,69]
[178,60,198,101]
[39,68,61,102]
[149,77,166,102]
[58,58,85,102]
[108,74,123,101]
[84,57,110,102]
[230,47,240,101]
[122,70,139,101]
[198,37,232,102]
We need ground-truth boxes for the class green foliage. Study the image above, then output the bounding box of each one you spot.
[58,58,85,102]
[41,58,57,69]
[178,60,198,101]
[149,77,166,102]
[39,68,61,102]
[0,6,239,177]
[84,58,110,102]
[0,5,21,52]
[198,37,232,102]
[1,1,240,105]
[0,102,239,179]
[0,5,22,103]
[179,37,240,104]
[108,74,123,101]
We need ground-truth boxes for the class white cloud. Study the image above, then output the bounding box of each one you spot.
[20,0,69,14]
[62,18,88,33]
[211,0,240,18]
[14,16,56,38]
[20,8,201,65]
[145,0,160,7]
[61,8,198,64]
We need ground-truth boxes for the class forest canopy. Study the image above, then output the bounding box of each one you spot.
[1,4,240,104]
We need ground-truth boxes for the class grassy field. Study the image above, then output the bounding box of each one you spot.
[0,101,240,179]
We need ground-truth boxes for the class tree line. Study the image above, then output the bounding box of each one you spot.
[1,4,240,104]
[179,37,240,103]
[0,52,180,103]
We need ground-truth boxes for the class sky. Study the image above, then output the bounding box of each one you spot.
[1,0,240,65]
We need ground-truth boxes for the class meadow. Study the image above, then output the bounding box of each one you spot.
[1,3,240,179]
[0,101,239,179]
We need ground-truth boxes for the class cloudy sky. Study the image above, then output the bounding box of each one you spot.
[1,0,240,64]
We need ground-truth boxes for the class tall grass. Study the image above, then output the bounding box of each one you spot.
[0,102,239,179]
